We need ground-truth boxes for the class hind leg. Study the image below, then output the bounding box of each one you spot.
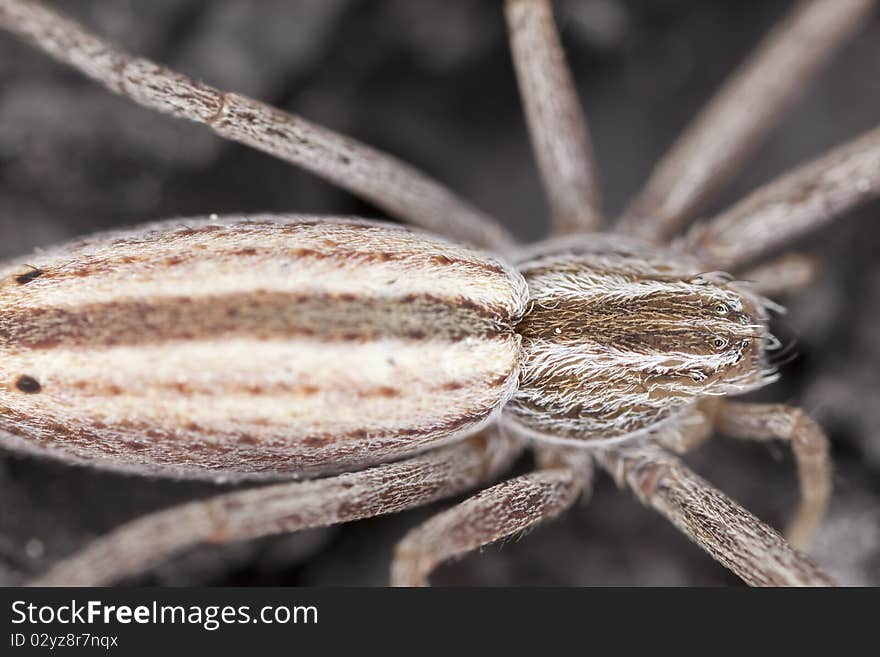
[32,433,523,586]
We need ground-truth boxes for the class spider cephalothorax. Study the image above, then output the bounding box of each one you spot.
[507,236,779,442]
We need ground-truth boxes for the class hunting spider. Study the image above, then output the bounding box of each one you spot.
[1,0,879,586]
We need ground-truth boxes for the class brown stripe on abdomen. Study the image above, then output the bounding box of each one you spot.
[0,335,519,480]
[0,291,512,349]
[1,219,514,307]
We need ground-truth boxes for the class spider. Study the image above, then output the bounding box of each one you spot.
[0,0,878,586]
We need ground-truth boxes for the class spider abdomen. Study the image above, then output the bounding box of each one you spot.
[0,216,528,480]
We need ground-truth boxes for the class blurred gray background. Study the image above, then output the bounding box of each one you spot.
[0,0,878,586]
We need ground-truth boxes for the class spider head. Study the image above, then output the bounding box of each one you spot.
[509,239,780,441]
[650,271,779,395]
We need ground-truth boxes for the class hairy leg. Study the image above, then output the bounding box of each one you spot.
[0,0,514,251]
[505,0,602,235]
[714,402,831,551]
[30,433,523,586]
[737,253,817,296]
[685,125,880,269]
[617,0,875,242]
[391,446,592,586]
[654,404,716,455]
[595,443,835,586]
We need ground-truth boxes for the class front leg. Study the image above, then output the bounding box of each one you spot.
[714,402,832,550]
[736,253,817,297]
[617,0,876,242]
[391,447,592,586]
[595,443,834,586]
[685,125,880,269]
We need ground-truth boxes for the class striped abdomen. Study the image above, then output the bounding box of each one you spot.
[0,216,528,480]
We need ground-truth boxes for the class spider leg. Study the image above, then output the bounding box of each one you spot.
[0,0,514,251]
[713,402,831,551]
[29,432,523,586]
[616,0,875,243]
[684,125,880,270]
[595,443,835,586]
[655,401,831,551]
[505,0,602,235]
[736,253,817,297]
[390,446,592,586]
[653,404,716,455]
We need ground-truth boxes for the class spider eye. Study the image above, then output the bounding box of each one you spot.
[712,337,728,349]
[714,303,729,314]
